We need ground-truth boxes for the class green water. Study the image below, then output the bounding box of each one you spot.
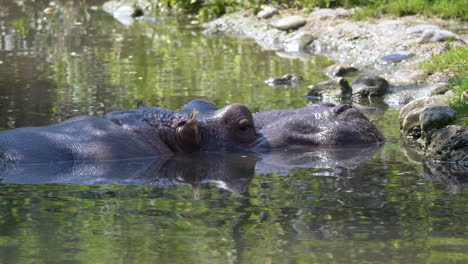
[0,1,467,264]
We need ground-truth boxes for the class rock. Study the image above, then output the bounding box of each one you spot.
[420,106,457,135]
[461,91,468,102]
[103,1,150,25]
[307,78,352,98]
[398,96,449,138]
[381,51,413,63]
[377,20,407,30]
[265,74,303,87]
[390,69,427,84]
[385,83,450,109]
[323,64,358,78]
[257,7,278,19]
[430,82,451,96]
[283,32,315,52]
[422,162,468,192]
[113,5,137,25]
[425,125,468,162]
[405,24,440,35]
[308,8,353,20]
[352,76,389,97]
[271,16,306,31]
[418,29,460,43]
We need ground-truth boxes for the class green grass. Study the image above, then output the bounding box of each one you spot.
[156,0,468,20]
[421,47,468,122]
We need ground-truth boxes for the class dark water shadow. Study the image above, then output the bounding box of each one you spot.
[0,145,382,193]
[399,139,468,193]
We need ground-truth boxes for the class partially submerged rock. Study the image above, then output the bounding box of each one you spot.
[352,76,389,97]
[270,16,306,31]
[265,74,303,87]
[323,64,358,78]
[307,78,352,98]
[425,125,468,162]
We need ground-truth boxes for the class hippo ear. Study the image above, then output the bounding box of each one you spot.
[136,99,147,109]
[174,110,202,153]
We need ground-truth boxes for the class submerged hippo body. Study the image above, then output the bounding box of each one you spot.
[0,100,384,164]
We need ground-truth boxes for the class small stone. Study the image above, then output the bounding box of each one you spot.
[307,78,352,98]
[257,7,278,19]
[271,16,306,31]
[44,7,54,14]
[382,51,413,63]
[352,76,389,97]
[323,64,358,78]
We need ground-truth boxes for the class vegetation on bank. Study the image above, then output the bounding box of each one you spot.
[421,47,468,123]
[157,0,467,20]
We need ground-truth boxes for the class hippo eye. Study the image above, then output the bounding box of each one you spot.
[238,118,251,131]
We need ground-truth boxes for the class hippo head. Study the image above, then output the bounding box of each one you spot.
[251,102,385,151]
[173,102,258,153]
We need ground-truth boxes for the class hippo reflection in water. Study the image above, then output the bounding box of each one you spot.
[0,99,384,164]
[0,146,382,193]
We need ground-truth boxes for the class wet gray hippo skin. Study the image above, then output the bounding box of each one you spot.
[0,99,257,163]
[0,99,384,164]
[252,102,385,150]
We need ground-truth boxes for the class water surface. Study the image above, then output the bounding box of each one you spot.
[0,1,467,264]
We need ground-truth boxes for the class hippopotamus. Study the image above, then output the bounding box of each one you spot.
[0,99,384,164]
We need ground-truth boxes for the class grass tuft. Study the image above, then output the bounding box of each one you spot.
[421,47,468,122]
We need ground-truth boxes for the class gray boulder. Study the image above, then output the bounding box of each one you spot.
[418,29,460,43]
[430,82,451,96]
[352,76,389,97]
[323,64,358,78]
[420,106,457,135]
[307,78,352,98]
[425,125,468,162]
[398,96,453,138]
[270,16,306,31]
